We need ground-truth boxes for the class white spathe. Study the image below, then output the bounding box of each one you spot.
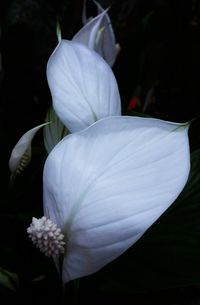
[9,123,49,175]
[74,4,117,66]
[47,40,121,133]
[73,9,108,50]
[43,116,190,284]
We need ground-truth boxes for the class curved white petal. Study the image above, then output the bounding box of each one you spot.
[47,40,121,133]
[9,123,49,174]
[43,116,190,283]
[43,107,68,154]
[74,5,116,66]
[93,0,117,66]
[73,10,108,50]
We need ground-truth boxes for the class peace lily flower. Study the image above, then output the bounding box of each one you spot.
[73,0,119,67]
[28,41,190,284]
[9,123,49,179]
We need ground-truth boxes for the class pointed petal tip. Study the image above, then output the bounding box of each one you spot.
[73,1,116,66]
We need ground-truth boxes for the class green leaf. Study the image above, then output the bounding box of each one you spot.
[83,149,200,293]
[0,267,18,292]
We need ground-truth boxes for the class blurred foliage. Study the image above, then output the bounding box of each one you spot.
[0,266,19,292]
[0,0,200,304]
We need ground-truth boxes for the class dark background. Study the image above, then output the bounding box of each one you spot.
[0,0,200,304]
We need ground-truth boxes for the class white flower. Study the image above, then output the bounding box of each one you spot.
[40,40,191,284]
[9,123,49,179]
[43,116,190,284]
[24,25,190,285]
[74,0,118,66]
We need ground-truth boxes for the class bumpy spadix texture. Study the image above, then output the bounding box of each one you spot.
[43,116,190,283]
[47,40,121,133]
[27,216,65,257]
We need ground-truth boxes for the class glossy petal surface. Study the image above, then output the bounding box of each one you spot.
[43,116,190,283]
[47,40,121,132]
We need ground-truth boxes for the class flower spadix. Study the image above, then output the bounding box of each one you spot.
[27,216,65,257]
[47,40,121,133]
[43,116,190,284]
